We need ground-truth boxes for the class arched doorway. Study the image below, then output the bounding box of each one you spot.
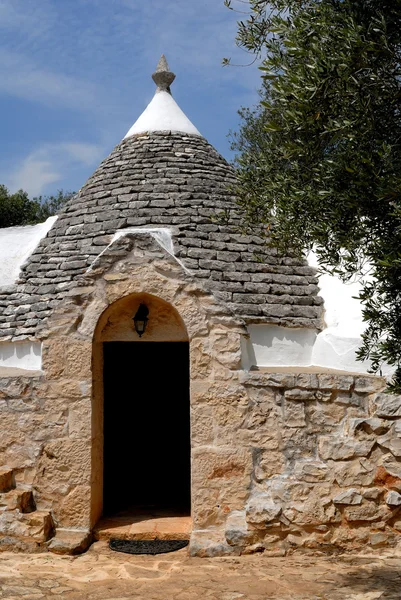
[92,293,191,530]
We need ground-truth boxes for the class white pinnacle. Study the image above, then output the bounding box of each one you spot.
[124,55,202,139]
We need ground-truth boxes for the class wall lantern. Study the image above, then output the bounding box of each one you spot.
[133,304,149,338]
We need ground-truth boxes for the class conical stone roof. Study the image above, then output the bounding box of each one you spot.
[0,57,323,341]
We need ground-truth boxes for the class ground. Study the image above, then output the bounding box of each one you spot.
[0,543,401,599]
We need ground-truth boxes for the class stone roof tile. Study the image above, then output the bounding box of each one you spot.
[0,132,323,339]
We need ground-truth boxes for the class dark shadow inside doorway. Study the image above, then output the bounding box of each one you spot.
[103,342,191,517]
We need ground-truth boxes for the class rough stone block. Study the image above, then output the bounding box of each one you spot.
[386,491,401,506]
[350,417,391,436]
[319,436,375,461]
[377,434,401,458]
[23,511,54,542]
[190,528,235,557]
[245,495,281,527]
[284,388,330,401]
[283,399,306,428]
[318,375,354,391]
[344,503,392,523]
[374,393,401,418]
[294,461,328,483]
[48,528,92,555]
[0,468,14,493]
[0,488,35,513]
[353,376,385,394]
[333,489,362,505]
[225,510,257,547]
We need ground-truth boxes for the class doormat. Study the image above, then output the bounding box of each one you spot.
[109,539,189,555]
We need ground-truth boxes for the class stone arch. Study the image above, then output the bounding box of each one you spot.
[91,292,190,525]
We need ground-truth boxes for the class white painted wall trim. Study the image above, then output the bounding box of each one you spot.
[0,342,42,371]
[0,216,57,288]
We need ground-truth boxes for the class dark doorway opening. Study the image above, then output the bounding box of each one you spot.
[103,342,191,517]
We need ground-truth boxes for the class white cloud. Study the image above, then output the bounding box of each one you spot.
[5,142,105,197]
[0,50,98,111]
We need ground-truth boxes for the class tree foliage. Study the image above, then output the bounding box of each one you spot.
[227,0,401,390]
[0,187,74,228]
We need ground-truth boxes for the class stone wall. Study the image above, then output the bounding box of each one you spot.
[0,374,56,551]
[0,231,400,557]
[191,370,401,556]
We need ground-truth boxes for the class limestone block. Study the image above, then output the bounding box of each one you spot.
[350,417,391,436]
[374,393,401,418]
[306,402,346,431]
[47,379,90,401]
[58,485,91,528]
[281,427,316,461]
[331,525,370,549]
[284,497,340,527]
[376,457,401,490]
[386,491,401,506]
[211,364,238,383]
[319,436,375,461]
[0,378,31,400]
[318,375,354,391]
[41,339,67,379]
[65,341,92,379]
[353,376,385,394]
[239,371,295,389]
[190,379,247,405]
[363,488,383,501]
[243,397,277,431]
[283,399,306,428]
[284,389,330,401]
[18,412,68,442]
[0,511,30,538]
[225,510,258,547]
[333,459,376,487]
[245,495,282,527]
[369,531,388,546]
[172,297,209,339]
[48,528,92,555]
[191,447,251,527]
[0,413,24,452]
[190,406,214,446]
[210,330,242,369]
[333,489,362,505]
[334,392,367,408]
[8,395,41,413]
[192,447,251,484]
[294,461,328,483]
[213,404,248,446]
[254,451,285,481]
[0,467,14,493]
[295,373,320,389]
[190,338,212,379]
[286,533,305,547]
[377,434,401,458]
[35,439,91,508]
[68,400,92,439]
[189,528,235,557]
[0,488,35,512]
[393,519,401,531]
[23,511,54,542]
[344,502,393,522]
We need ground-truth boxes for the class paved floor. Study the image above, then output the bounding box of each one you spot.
[1,542,401,599]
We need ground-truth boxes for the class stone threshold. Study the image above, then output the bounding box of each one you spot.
[94,508,192,542]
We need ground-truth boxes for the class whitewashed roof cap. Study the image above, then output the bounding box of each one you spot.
[124,55,202,139]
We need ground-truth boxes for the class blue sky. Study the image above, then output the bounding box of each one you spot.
[0,0,260,198]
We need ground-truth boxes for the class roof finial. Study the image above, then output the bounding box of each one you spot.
[152,55,176,94]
